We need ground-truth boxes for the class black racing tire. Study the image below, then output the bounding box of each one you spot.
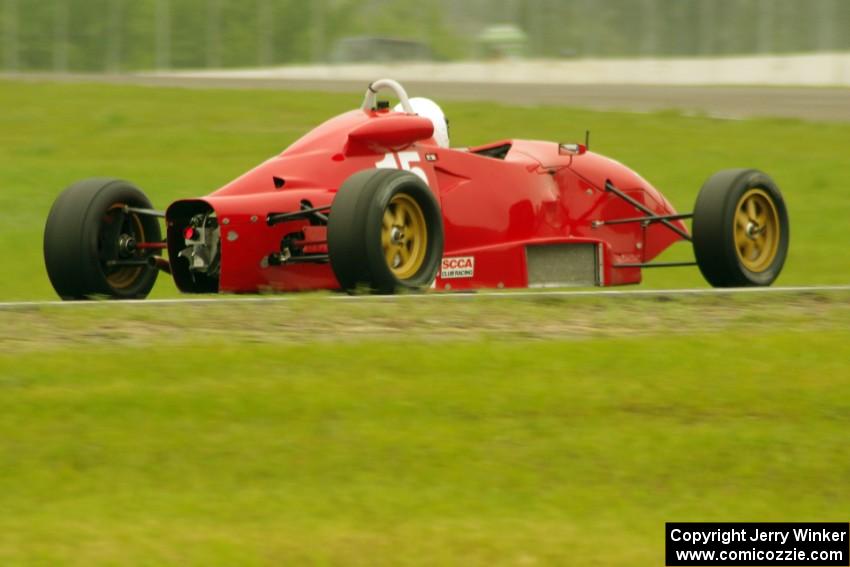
[44,178,162,300]
[328,168,444,294]
[692,169,789,287]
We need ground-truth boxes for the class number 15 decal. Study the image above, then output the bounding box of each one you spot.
[375,151,429,186]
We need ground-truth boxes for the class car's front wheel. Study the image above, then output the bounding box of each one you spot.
[692,169,789,287]
[328,169,443,293]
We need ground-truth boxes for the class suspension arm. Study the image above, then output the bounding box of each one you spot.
[602,181,692,241]
[267,205,331,226]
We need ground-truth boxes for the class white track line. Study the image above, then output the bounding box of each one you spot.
[0,285,848,310]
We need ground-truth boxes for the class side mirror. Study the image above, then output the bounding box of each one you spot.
[559,143,588,156]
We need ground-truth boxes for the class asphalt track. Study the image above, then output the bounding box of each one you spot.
[1,285,848,310]
[3,73,850,122]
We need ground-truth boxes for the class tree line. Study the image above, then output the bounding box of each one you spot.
[1,0,847,72]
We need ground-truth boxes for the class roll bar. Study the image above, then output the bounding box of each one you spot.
[361,79,415,114]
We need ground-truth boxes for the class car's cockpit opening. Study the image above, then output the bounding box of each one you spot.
[471,143,512,160]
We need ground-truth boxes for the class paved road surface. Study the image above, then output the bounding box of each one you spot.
[1,285,849,311]
[3,73,849,122]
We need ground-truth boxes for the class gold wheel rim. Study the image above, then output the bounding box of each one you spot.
[381,193,427,280]
[103,203,145,290]
[734,188,780,272]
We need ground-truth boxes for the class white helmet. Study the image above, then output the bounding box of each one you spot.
[394,97,450,148]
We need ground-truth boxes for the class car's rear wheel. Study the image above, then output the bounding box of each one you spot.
[44,178,162,300]
[328,168,443,293]
[692,169,789,287]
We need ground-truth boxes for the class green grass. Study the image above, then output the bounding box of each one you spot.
[0,293,849,565]
[1,79,849,300]
[1,323,849,564]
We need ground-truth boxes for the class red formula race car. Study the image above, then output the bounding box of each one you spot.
[44,79,789,299]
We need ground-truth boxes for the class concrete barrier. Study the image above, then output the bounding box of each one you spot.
[156,53,850,87]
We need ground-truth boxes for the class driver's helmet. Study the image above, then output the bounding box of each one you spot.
[394,97,450,148]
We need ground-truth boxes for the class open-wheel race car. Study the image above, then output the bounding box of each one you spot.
[44,79,789,299]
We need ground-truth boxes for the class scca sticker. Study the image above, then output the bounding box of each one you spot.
[441,256,474,279]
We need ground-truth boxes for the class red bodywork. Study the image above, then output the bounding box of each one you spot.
[165,106,688,293]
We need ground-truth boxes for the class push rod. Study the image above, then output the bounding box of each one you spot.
[613,261,697,269]
[267,205,331,226]
[124,206,166,218]
[595,212,694,226]
[603,181,692,241]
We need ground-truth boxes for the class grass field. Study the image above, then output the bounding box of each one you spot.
[1,79,849,299]
[1,79,849,565]
[1,292,849,565]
